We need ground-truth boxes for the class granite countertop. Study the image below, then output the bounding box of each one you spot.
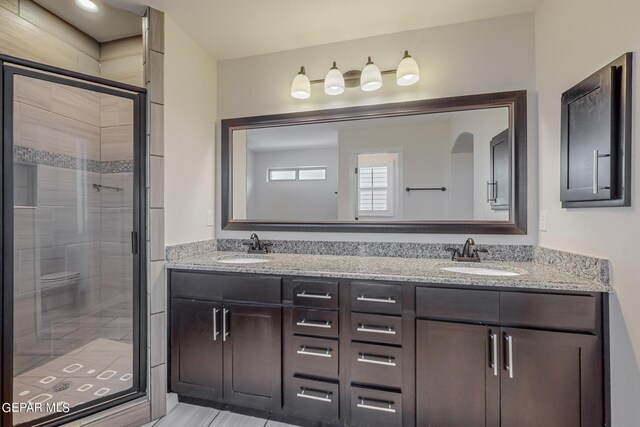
[166,251,612,293]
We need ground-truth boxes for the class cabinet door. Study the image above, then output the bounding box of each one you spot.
[489,129,510,210]
[500,328,602,427]
[416,321,500,427]
[223,304,282,411]
[169,298,223,400]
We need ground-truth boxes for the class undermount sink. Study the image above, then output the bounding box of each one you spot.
[216,256,270,265]
[440,266,523,276]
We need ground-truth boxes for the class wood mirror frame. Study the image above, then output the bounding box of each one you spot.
[221,90,527,234]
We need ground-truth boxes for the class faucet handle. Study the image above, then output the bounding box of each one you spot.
[475,248,488,253]
[445,247,461,261]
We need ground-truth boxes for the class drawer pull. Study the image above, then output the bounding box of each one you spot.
[357,295,396,304]
[357,323,396,335]
[357,353,396,367]
[357,397,396,413]
[297,387,332,403]
[296,291,332,300]
[297,346,332,358]
[297,319,332,329]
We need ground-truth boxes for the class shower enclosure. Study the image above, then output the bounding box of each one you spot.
[1,56,146,426]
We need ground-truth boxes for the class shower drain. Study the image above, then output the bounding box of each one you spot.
[52,381,72,392]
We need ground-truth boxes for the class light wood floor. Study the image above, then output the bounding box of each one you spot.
[145,403,299,427]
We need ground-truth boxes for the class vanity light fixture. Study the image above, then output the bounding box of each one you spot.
[324,62,345,95]
[75,0,100,13]
[360,56,383,92]
[290,66,311,99]
[396,50,420,86]
[291,50,419,99]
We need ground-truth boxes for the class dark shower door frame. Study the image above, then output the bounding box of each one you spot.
[0,54,147,427]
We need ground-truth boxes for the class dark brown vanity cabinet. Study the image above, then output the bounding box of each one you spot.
[169,271,282,412]
[416,289,605,427]
[169,269,607,427]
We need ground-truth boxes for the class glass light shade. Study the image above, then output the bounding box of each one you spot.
[75,0,99,13]
[396,51,419,86]
[360,57,382,92]
[324,62,345,95]
[291,67,311,99]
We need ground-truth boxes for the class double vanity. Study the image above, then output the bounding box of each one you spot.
[166,243,610,427]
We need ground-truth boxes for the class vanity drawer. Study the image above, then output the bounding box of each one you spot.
[170,270,281,303]
[292,308,339,337]
[350,387,402,427]
[351,313,402,345]
[416,287,499,323]
[291,335,338,378]
[287,377,339,423]
[351,282,403,315]
[292,279,339,309]
[500,292,598,332]
[350,342,403,388]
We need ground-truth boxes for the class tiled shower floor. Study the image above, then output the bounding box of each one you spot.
[12,303,133,425]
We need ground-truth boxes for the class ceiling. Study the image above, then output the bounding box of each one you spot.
[34,0,143,43]
[122,0,544,60]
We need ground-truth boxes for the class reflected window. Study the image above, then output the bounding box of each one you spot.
[357,153,395,217]
[268,167,327,182]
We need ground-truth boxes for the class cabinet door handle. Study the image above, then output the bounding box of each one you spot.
[296,388,332,403]
[222,309,230,341]
[490,331,498,376]
[357,324,396,335]
[357,397,396,413]
[212,308,219,341]
[357,296,396,304]
[297,346,332,358]
[357,353,396,367]
[296,319,332,329]
[505,333,514,379]
[487,181,497,202]
[592,150,611,194]
[296,291,332,300]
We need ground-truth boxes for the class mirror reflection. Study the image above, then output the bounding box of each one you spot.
[232,108,511,222]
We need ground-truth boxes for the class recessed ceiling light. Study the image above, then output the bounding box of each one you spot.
[75,0,99,13]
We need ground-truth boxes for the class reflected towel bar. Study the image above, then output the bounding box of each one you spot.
[405,187,446,192]
[93,184,123,192]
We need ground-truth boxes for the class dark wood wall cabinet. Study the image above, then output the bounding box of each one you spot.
[168,269,609,427]
[560,52,633,208]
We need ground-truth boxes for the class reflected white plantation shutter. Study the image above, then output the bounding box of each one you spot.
[357,156,394,216]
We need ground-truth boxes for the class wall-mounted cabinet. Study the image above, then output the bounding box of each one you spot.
[560,53,632,208]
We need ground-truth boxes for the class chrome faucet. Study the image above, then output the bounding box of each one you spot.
[445,238,488,262]
[243,233,272,254]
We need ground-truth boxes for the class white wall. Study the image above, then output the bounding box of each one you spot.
[248,148,338,220]
[164,17,217,245]
[535,0,640,424]
[217,13,537,244]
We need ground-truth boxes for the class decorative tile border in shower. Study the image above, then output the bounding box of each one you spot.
[14,146,133,174]
[214,238,535,262]
[534,247,609,284]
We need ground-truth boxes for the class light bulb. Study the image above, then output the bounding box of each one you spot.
[324,62,345,96]
[396,50,419,86]
[360,56,382,92]
[291,66,311,99]
[75,0,99,13]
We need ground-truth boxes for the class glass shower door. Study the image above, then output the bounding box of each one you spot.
[5,66,144,426]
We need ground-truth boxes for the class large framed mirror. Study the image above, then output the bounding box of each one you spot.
[221,90,527,234]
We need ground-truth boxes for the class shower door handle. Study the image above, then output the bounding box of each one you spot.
[130,231,138,254]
